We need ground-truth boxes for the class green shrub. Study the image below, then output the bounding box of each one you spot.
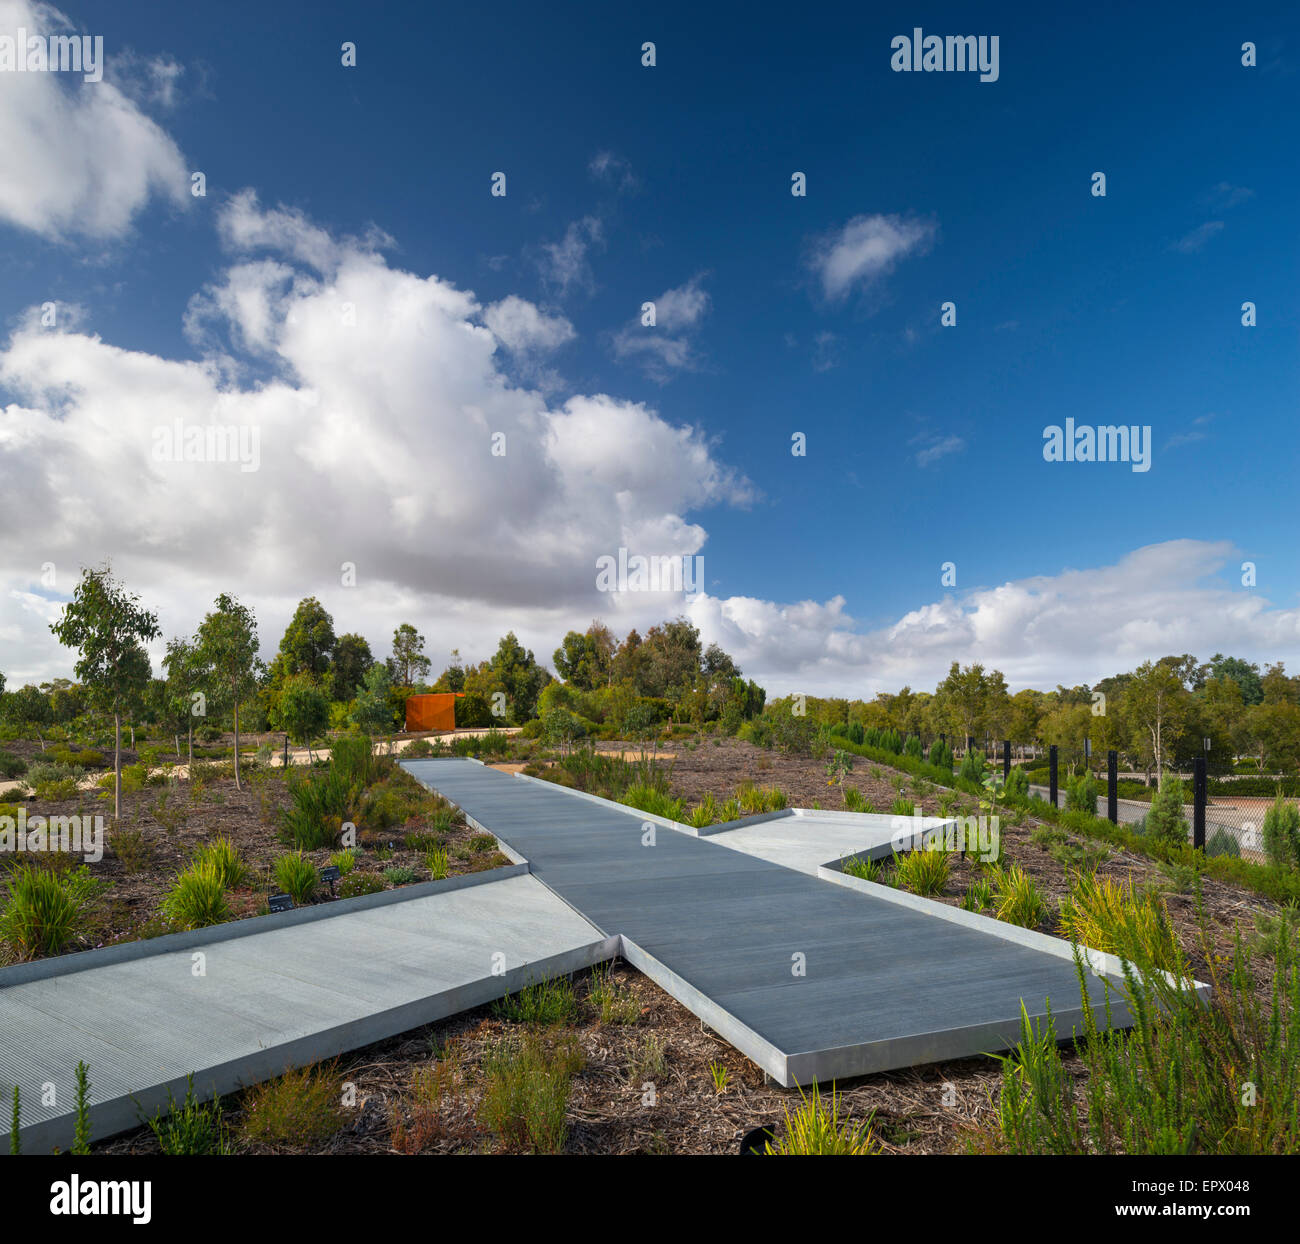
[146,1075,230,1155]
[958,749,987,784]
[241,1064,344,1148]
[1066,773,1100,814]
[685,793,721,828]
[331,733,386,789]
[1004,767,1030,799]
[962,877,994,912]
[110,826,153,873]
[0,749,26,779]
[339,872,384,899]
[478,1033,583,1154]
[841,854,884,882]
[1205,828,1241,859]
[1146,774,1189,847]
[382,865,418,886]
[161,862,230,930]
[279,765,357,850]
[1261,795,1300,869]
[891,796,915,817]
[273,852,318,905]
[928,740,953,772]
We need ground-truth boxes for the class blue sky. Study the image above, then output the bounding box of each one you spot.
[0,0,1297,695]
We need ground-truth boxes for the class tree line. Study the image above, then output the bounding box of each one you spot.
[785,654,1300,780]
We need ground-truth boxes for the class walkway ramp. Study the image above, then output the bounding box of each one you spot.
[0,868,613,1154]
[403,759,1196,1087]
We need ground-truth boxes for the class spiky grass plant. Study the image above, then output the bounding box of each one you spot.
[619,784,684,821]
[962,877,994,913]
[161,861,231,930]
[764,1082,878,1155]
[841,854,884,883]
[893,844,950,896]
[993,864,1048,929]
[492,975,578,1025]
[685,793,721,828]
[587,965,641,1024]
[425,847,450,880]
[192,836,251,889]
[329,847,356,875]
[272,851,318,905]
[1059,873,1181,972]
[842,786,872,813]
[0,863,97,959]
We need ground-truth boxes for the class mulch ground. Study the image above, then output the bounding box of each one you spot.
[2,762,508,955]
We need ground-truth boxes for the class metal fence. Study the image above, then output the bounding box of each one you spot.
[1019,744,1279,865]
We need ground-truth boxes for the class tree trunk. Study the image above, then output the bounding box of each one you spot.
[187,722,193,770]
[113,712,122,820]
[174,733,181,760]
[233,700,242,791]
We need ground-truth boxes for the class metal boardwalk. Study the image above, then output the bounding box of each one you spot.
[402,758,1132,1085]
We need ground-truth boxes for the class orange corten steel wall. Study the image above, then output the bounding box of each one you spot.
[404,693,463,732]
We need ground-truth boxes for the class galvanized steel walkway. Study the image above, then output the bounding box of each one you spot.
[0,868,613,1153]
[402,759,1135,1087]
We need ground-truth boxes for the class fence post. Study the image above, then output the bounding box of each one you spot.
[1049,745,1058,809]
[283,733,289,770]
[966,735,974,757]
[1003,740,1011,782]
[1193,756,1206,850]
[1107,750,1118,824]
